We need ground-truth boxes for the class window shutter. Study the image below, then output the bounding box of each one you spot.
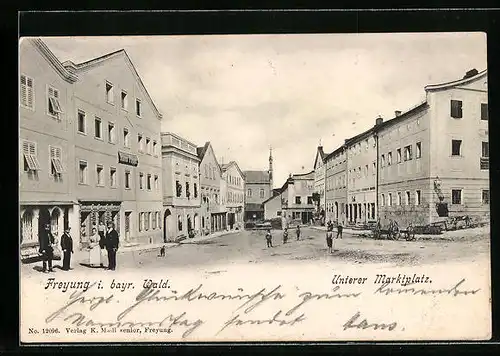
[23,141,30,154]
[48,87,54,97]
[20,76,27,107]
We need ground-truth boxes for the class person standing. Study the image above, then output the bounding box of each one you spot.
[60,227,74,271]
[296,225,301,241]
[39,224,55,273]
[105,222,119,270]
[98,221,106,242]
[88,228,101,267]
[282,227,288,244]
[326,224,334,254]
[265,229,273,248]
[337,221,343,239]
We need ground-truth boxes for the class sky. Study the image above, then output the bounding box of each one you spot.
[41,32,487,188]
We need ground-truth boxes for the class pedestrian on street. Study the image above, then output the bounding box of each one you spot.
[88,228,101,267]
[337,221,343,239]
[105,222,119,270]
[283,227,288,244]
[265,229,273,248]
[39,224,55,273]
[296,225,301,241]
[326,224,334,254]
[60,227,74,271]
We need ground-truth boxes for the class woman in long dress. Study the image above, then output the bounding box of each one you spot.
[88,228,101,267]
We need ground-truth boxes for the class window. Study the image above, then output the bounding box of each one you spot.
[152,211,157,229]
[20,75,34,109]
[194,183,198,198]
[139,172,144,190]
[482,141,489,158]
[22,140,40,172]
[247,189,252,197]
[186,182,190,198]
[365,164,368,177]
[78,110,86,134]
[96,165,104,186]
[110,167,117,187]
[451,100,462,119]
[138,134,143,152]
[106,81,114,104]
[404,145,412,161]
[125,170,131,189]
[307,196,313,205]
[176,180,182,197]
[121,90,128,110]
[295,196,301,204]
[452,189,462,204]
[481,103,488,121]
[397,192,402,205]
[451,140,462,156]
[177,215,182,231]
[154,175,159,191]
[136,98,142,117]
[94,117,102,139]
[79,161,88,184]
[153,141,157,156]
[108,122,116,143]
[388,193,393,206]
[397,148,402,163]
[47,86,62,118]
[123,128,129,147]
[146,138,151,154]
[381,194,385,206]
[405,191,410,205]
[365,139,369,150]
[482,190,490,204]
[388,152,392,166]
[145,212,150,231]
[139,213,143,232]
[49,146,63,177]
[415,190,421,205]
[260,189,265,198]
[416,142,422,159]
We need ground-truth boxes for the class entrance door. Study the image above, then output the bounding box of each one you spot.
[163,209,171,242]
[124,212,131,240]
[38,208,50,242]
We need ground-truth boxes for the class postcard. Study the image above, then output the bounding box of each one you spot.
[19,32,491,343]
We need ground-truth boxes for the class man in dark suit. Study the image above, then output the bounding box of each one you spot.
[60,227,74,271]
[105,222,119,270]
[39,224,55,273]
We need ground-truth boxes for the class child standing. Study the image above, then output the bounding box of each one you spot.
[265,229,273,248]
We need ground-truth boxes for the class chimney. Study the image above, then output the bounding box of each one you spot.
[463,68,478,79]
[395,110,402,117]
[375,116,384,126]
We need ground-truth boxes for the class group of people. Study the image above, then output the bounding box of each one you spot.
[37,221,119,273]
[265,225,302,248]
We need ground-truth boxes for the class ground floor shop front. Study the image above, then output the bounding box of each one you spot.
[282,208,314,226]
[346,189,377,226]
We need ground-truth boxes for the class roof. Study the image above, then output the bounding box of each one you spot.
[62,47,162,120]
[221,161,245,179]
[196,142,210,161]
[28,39,78,83]
[324,144,346,161]
[243,170,271,184]
[376,101,429,131]
[424,69,487,92]
[313,146,326,168]
[292,170,315,179]
[262,190,284,205]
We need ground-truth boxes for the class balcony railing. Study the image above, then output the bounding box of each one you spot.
[480,157,489,170]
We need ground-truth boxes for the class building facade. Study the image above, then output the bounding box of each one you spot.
[19,38,79,260]
[378,69,489,226]
[244,149,273,221]
[313,145,326,216]
[324,145,348,225]
[65,48,163,247]
[221,161,245,230]
[197,142,226,234]
[280,171,315,225]
[161,133,201,242]
[345,125,378,225]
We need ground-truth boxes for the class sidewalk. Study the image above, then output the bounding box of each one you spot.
[179,229,240,244]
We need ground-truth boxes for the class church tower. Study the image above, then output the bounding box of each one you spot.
[268,146,273,191]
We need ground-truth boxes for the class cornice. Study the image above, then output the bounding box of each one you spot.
[30,38,79,84]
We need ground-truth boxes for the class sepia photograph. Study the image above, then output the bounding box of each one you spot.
[19,32,491,343]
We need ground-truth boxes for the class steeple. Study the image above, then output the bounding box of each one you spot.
[269,145,273,189]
